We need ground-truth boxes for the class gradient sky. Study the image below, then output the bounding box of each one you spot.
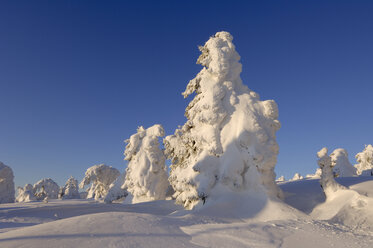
[1,0,373,188]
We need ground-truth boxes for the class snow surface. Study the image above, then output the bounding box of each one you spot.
[0,177,372,247]
[0,162,15,204]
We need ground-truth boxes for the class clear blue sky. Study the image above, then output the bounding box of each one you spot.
[1,0,373,187]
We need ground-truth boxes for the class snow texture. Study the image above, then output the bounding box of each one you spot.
[164,31,282,209]
[16,184,36,202]
[123,125,169,203]
[276,175,285,182]
[329,148,357,177]
[355,144,373,176]
[104,173,127,203]
[60,176,80,199]
[33,178,59,200]
[0,161,15,204]
[80,164,120,200]
[291,173,303,181]
[317,148,346,198]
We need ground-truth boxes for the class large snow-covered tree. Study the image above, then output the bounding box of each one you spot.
[60,176,80,199]
[355,145,373,176]
[16,184,36,202]
[164,31,282,209]
[0,162,15,203]
[317,148,346,198]
[329,148,356,177]
[79,164,120,200]
[33,178,59,200]
[122,125,169,203]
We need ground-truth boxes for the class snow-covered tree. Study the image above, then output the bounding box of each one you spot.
[33,178,59,200]
[122,125,169,203]
[329,148,356,177]
[104,173,127,203]
[355,145,373,176]
[60,176,80,199]
[317,148,346,198]
[291,173,303,181]
[164,31,282,209]
[79,164,120,200]
[16,184,36,202]
[276,176,285,182]
[0,162,15,203]
[306,168,322,179]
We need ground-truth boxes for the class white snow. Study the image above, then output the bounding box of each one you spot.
[122,125,169,203]
[80,164,120,200]
[0,162,15,204]
[355,144,373,176]
[33,178,59,200]
[16,184,36,203]
[104,173,127,203]
[291,172,303,181]
[164,31,282,210]
[330,148,357,177]
[60,176,80,199]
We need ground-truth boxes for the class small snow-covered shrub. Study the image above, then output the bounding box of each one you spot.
[33,178,59,200]
[291,173,303,181]
[60,176,80,199]
[317,148,346,198]
[355,145,373,176]
[16,184,36,202]
[164,31,282,209]
[276,176,285,182]
[80,164,120,200]
[329,148,356,177]
[0,161,15,203]
[122,125,169,203]
[104,173,127,203]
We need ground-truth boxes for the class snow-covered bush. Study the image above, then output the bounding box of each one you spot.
[33,178,59,200]
[104,173,127,203]
[329,148,356,177]
[317,148,346,198]
[276,176,285,182]
[164,31,282,209]
[16,184,36,202]
[0,162,15,203]
[122,125,169,203]
[60,176,80,199]
[291,173,303,181]
[306,168,322,179]
[79,164,120,200]
[355,145,373,176]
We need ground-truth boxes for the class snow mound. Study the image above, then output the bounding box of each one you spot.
[0,161,15,203]
[33,178,59,200]
[355,144,373,176]
[80,164,120,200]
[123,125,169,203]
[165,31,282,210]
[330,148,356,177]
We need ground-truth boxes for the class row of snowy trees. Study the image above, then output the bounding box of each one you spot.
[1,31,373,207]
[277,146,373,182]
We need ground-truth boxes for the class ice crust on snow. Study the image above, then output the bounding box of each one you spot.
[330,148,357,177]
[0,161,15,203]
[355,144,373,176]
[33,178,59,200]
[80,164,120,200]
[123,125,169,203]
[164,31,282,210]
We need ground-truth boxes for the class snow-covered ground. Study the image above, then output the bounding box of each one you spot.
[1,177,372,248]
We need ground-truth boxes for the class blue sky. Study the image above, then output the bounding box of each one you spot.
[1,0,373,187]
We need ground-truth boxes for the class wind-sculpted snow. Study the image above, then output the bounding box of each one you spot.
[0,162,15,203]
[33,178,59,200]
[355,144,373,176]
[123,125,169,203]
[164,31,282,210]
[80,164,120,200]
[330,148,356,177]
